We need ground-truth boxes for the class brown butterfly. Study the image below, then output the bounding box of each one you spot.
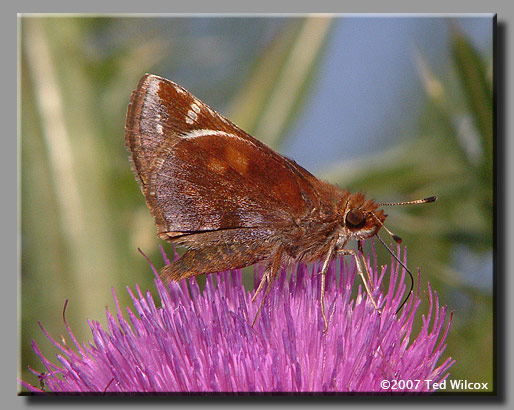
[125,73,436,331]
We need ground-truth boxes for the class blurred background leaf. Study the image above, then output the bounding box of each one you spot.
[20,15,493,391]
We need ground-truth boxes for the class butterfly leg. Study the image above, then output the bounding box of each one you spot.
[358,240,373,284]
[251,247,283,327]
[318,247,336,333]
[251,268,269,303]
[337,248,381,312]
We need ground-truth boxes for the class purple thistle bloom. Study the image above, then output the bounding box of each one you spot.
[21,244,454,393]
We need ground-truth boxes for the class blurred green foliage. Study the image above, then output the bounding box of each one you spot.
[20,16,492,392]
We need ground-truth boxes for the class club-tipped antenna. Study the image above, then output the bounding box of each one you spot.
[372,195,437,247]
[376,233,414,314]
[378,196,437,207]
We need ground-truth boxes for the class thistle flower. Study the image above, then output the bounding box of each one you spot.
[21,244,454,393]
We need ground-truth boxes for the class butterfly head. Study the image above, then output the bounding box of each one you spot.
[339,192,387,241]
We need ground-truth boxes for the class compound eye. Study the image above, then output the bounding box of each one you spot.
[346,209,366,229]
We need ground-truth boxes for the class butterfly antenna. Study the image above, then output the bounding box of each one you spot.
[374,195,437,244]
[378,195,437,207]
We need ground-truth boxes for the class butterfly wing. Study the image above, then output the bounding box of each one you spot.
[126,74,321,241]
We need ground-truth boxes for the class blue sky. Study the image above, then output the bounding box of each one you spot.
[283,17,493,173]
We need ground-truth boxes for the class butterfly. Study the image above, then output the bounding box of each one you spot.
[125,73,436,331]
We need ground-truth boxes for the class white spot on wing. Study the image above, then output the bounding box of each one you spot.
[191,102,201,114]
[180,129,242,141]
[185,109,198,124]
[185,102,201,125]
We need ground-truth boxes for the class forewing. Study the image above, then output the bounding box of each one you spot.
[126,73,260,187]
[125,74,321,239]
